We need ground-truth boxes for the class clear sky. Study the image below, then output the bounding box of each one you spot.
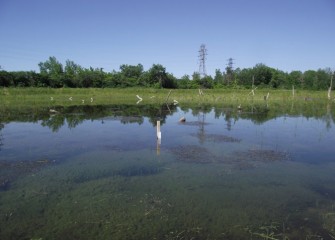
[0,0,334,77]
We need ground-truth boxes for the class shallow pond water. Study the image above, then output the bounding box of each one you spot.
[0,103,335,239]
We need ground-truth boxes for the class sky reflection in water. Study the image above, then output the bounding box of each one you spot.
[0,104,335,239]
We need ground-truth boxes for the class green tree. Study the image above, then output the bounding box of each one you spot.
[120,64,143,79]
[104,71,124,88]
[270,69,287,88]
[237,68,254,87]
[303,70,317,89]
[177,75,199,89]
[38,56,64,87]
[253,63,272,86]
[78,67,106,88]
[146,64,175,88]
[192,72,201,82]
[287,71,303,88]
[136,71,149,87]
[12,71,37,87]
[119,64,144,87]
[64,60,82,87]
[214,69,224,85]
[165,73,177,88]
[314,68,331,90]
[0,70,14,87]
[177,75,190,89]
[147,64,165,87]
[199,75,214,88]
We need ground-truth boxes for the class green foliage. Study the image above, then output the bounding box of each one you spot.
[177,75,199,89]
[64,60,82,87]
[287,71,303,88]
[237,67,254,87]
[270,69,286,88]
[145,64,176,88]
[303,70,317,89]
[300,69,332,90]
[0,56,333,90]
[0,70,14,87]
[78,67,105,88]
[214,69,224,84]
[192,72,201,82]
[38,56,64,88]
[315,69,331,90]
[199,76,214,89]
[120,64,143,79]
[253,63,273,85]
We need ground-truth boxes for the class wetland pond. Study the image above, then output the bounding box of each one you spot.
[0,102,335,239]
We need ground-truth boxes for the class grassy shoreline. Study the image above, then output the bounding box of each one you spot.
[1,87,332,108]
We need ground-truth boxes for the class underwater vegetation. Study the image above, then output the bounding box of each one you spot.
[169,142,290,169]
[0,159,54,191]
[169,145,217,164]
[190,133,241,143]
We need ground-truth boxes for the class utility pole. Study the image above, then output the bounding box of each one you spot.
[198,44,208,78]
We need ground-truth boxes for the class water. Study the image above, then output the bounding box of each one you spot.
[0,103,335,239]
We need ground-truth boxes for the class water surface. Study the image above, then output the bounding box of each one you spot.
[0,103,335,239]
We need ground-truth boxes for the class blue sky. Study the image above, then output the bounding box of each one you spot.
[0,0,334,77]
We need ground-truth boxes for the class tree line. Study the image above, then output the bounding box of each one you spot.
[0,56,333,90]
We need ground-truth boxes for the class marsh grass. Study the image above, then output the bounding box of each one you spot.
[1,87,332,108]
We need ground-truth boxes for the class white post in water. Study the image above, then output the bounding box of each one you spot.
[157,121,161,139]
[292,85,295,98]
[156,120,161,155]
[328,74,333,100]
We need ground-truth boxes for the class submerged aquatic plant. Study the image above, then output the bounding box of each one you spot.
[190,133,241,143]
[116,164,163,177]
[320,202,335,237]
[169,145,217,164]
[233,149,291,163]
[0,159,55,191]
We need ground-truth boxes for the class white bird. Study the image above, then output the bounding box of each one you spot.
[69,97,73,101]
[91,97,93,102]
[82,99,85,104]
[173,99,179,105]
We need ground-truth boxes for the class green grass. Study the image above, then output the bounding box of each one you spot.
[1,87,332,108]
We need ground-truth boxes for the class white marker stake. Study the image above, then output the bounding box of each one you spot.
[157,121,161,139]
[156,121,161,155]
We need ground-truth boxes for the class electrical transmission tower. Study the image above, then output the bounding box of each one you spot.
[227,58,234,71]
[198,44,208,77]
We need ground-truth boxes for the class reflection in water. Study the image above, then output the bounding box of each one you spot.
[40,104,176,132]
[0,102,335,239]
[0,123,3,151]
[0,101,334,131]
